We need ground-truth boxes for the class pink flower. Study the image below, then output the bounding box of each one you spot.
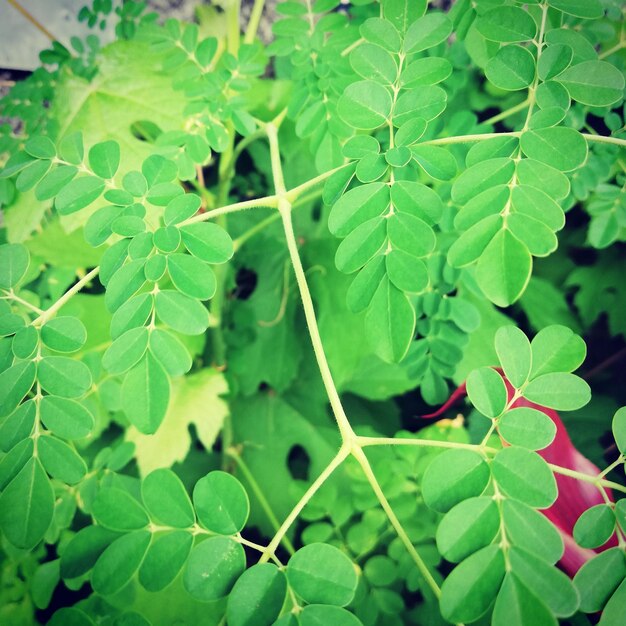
[422,375,615,575]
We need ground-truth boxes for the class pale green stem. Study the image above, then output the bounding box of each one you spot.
[357,435,497,454]
[351,446,442,598]
[548,464,626,494]
[259,445,351,562]
[285,164,346,203]
[582,133,626,148]
[2,290,44,315]
[33,267,100,327]
[243,0,266,44]
[481,98,530,126]
[599,455,625,478]
[421,132,521,146]
[179,196,279,226]
[225,0,241,55]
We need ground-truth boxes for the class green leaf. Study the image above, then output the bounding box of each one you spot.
[25,135,56,159]
[149,329,192,376]
[509,547,579,617]
[183,536,245,601]
[193,471,249,535]
[138,530,193,592]
[520,128,587,172]
[103,327,150,375]
[411,145,457,180]
[574,548,626,612]
[105,259,147,312]
[92,530,151,595]
[495,326,531,387]
[180,222,233,263]
[48,608,95,626]
[452,158,514,205]
[142,468,195,528]
[58,132,84,165]
[0,402,35,452]
[365,278,415,363]
[164,193,201,226]
[32,558,60,610]
[530,325,586,378]
[0,243,29,289]
[350,43,397,84]
[60,525,120,579]
[448,215,503,268]
[39,396,94,440]
[436,496,500,563]
[88,141,120,179]
[0,458,54,549]
[121,352,170,434]
[399,57,452,88]
[38,356,92,399]
[538,44,573,81]
[613,407,626,454]
[486,45,535,91]
[155,290,209,335]
[492,446,557,508]
[573,504,616,549]
[360,17,401,53]
[93,487,150,531]
[502,499,564,564]
[38,435,86,484]
[328,183,390,237]
[492,573,557,626]
[403,13,452,53]
[287,543,357,606]
[226,563,287,626]
[0,360,36,416]
[477,7,536,42]
[168,253,216,300]
[335,218,386,274]
[385,249,429,293]
[393,85,447,125]
[55,176,105,215]
[499,407,557,450]
[522,372,591,411]
[387,212,436,256]
[41,317,87,353]
[555,60,625,107]
[154,225,181,253]
[337,81,393,130]
[599,577,626,626]
[516,161,570,202]
[422,449,490,513]
[548,0,603,19]
[16,160,51,192]
[466,367,508,417]
[440,545,506,623]
[299,606,363,626]
[476,228,532,307]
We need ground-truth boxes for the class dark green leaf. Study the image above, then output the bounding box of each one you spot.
[138,530,192,592]
[93,487,150,531]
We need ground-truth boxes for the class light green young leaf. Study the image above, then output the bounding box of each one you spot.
[148,328,192,376]
[142,468,195,528]
[287,543,357,607]
[448,215,503,268]
[466,367,507,417]
[350,43,398,84]
[180,222,233,264]
[411,144,457,180]
[88,141,120,179]
[55,176,105,215]
[452,158,515,205]
[599,577,626,626]
[335,218,386,274]
[103,327,150,375]
[538,44,573,81]
[393,85,447,125]
[168,253,216,300]
[492,447,557,508]
[0,360,36,416]
[328,183,389,237]
[530,325,586,378]
[403,13,452,53]
[183,536,245,601]
[492,573,557,626]
[422,449,490,513]
[226,563,287,626]
[399,57,452,88]
[360,17,401,53]
[613,407,626,454]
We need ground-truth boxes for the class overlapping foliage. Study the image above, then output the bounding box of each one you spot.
[1,0,626,625]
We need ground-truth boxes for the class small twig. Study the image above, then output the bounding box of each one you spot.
[7,0,58,42]
[583,346,626,380]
